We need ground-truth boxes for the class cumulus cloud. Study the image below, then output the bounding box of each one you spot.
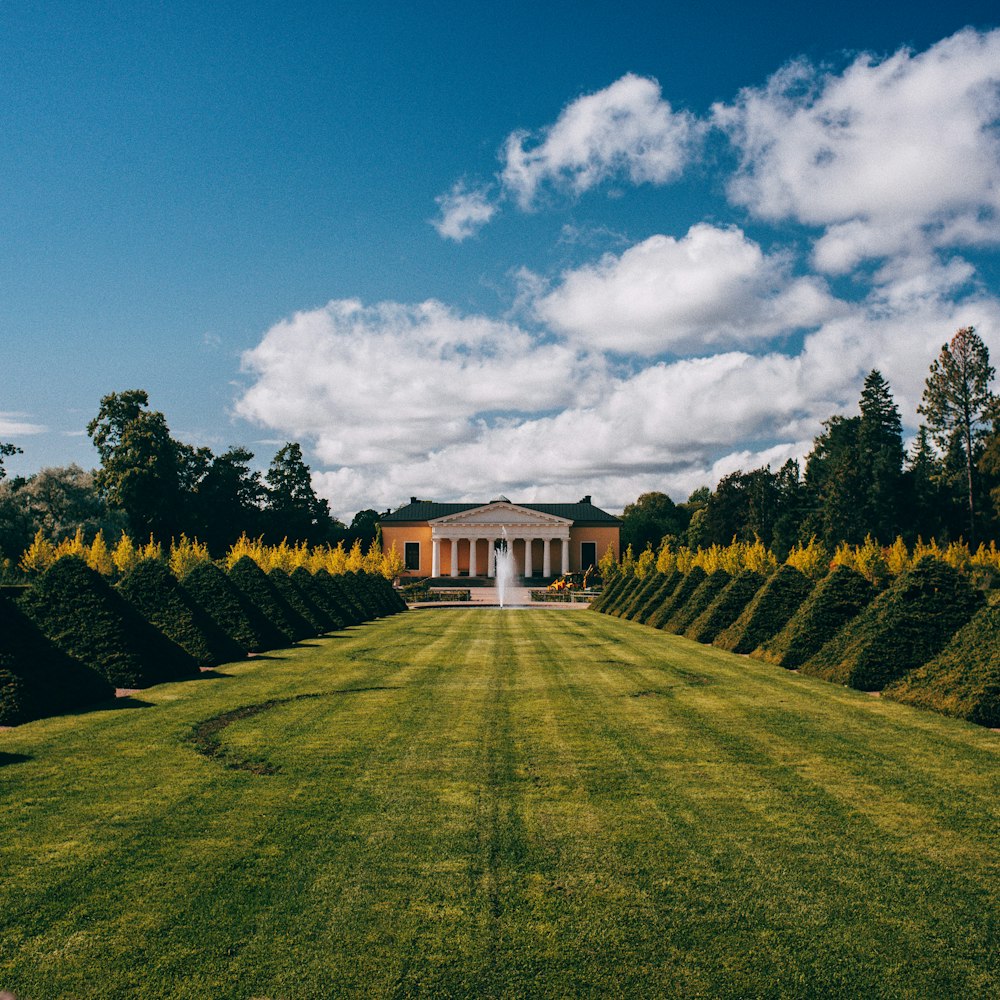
[502,73,702,209]
[534,224,845,354]
[240,264,1000,519]
[432,182,497,241]
[715,28,1000,270]
[235,298,603,468]
[430,73,701,236]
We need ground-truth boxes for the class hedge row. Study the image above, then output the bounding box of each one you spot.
[592,557,996,727]
[2,555,406,726]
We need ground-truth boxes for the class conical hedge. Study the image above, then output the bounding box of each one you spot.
[633,571,682,625]
[319,573,367,626]
[18,557,199,689]
[752,566,875,669]
[615,572,661,618]
[590,573,630,613]
[882,600,1000,727]
[666,570,731,634]
[0,591,114,725]
[117,560,247,667]
[648,567,707,630]
[685,570,765,644]
[291,567,346,631]
[714,565,814,654]
[228,557,313,642]
[181,562,288,653]
[269,568,331,633]
[801,558,983,691]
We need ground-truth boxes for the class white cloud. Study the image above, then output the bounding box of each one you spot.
[0,414,46,437]
[430,73,702,237]
[235,298,603,469]
[431,182,497,241]
[715,28,1000,271]
[502,74,701,210]
[247,268,1000,519]
[534,224,844,354]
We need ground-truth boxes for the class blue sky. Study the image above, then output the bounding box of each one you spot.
[3,2,1000,518]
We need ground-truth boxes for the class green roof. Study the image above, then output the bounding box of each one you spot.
[379,499,620,525]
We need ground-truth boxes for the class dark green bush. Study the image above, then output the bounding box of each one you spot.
[753,566,875,669]
[269,568,331,633]
[117,561,247,667]
[591,573,632,614]
[648,567,707,630]
[714,565,814,654]
[665,570,731,634]
[181,562,287,653]
[882,601,1000,726]
[633,571,683,625]
[315,573,366,626]
[0,591,113,725]
[18,557,198,689]
[228,557,313,642]
[291,567,346,631]
[615,573,661,618]
[685,570,765,644]
[802,558,983,691]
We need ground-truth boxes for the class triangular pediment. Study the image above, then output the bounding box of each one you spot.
[431,501,571,527]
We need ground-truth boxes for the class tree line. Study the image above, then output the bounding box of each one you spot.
[1,389,380,574]
[620,327,1000,556]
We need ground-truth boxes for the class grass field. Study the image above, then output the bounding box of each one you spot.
[1,609,998,998]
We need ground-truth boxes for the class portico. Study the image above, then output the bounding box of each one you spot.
[379,495,621,581]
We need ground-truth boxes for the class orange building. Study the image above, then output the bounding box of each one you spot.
[379,496,620,580]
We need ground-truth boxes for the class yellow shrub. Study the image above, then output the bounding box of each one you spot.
[785,537,829,579]
[884,537,911,577]
[19,529,56,575]
[86,531,114,576]
[170,534,212,578]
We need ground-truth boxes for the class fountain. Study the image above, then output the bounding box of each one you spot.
[494,528,516,608]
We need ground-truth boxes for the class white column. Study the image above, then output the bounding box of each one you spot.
[450,538,459,578]
[524,537,533,578]
[543,537,551,577]
[561,534,570,575]
[488,540,496,578]
[469,538,478,577]
[431,537,441,578]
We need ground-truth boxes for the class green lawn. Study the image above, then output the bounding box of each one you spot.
[1,609,998,998]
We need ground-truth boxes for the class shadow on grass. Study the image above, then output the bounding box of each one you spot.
[0,752,32,767]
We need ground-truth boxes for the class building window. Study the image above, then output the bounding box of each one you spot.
[404,542,420,571]
[581,541,597,571]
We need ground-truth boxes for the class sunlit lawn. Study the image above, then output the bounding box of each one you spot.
[1,609,998,998]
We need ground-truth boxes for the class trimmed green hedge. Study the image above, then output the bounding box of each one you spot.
[753,566,875,669]
[291,567,346,631]
[648,568,707,630]
[685,570,765,644]
[18,557,199,689]
[228,557,313,643]
[181,562,288,653]
[802,558,983,691]
[591,574,632,614]
[615,573,661,618]
[714,565,814,654]
[665,570,731,634]
[633,571,683,625]
[117,561,247,667]
[882,600,1000,726]
[316,572,366,626]
[269,568,331,633]
[0,590,114,725]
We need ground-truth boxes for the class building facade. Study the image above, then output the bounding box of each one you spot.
[379,496,620,580]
